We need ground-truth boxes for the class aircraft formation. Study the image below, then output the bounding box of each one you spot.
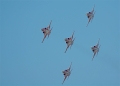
[41,5,100,84]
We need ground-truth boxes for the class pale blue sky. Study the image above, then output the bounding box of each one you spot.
[0,0,120,86]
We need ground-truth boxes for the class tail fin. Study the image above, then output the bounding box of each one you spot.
[48,20,52,28]
[92,4,95,13]
[69,62,72,70]
[97,38,100,46]
[71,31,75,39]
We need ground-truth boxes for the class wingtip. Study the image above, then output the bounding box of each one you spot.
[41,40,44,43]
[86,24,88,27]
[93,4,95,8]
[92,58,93,61]
[64,49,67,53]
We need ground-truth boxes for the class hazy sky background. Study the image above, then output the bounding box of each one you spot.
[1,0,120,86]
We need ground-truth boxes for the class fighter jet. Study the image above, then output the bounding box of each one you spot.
[41,20,52,43]
[86,5,95,27]
[62,62,72,84]
[64,31,75,53]
[91,38,100,60]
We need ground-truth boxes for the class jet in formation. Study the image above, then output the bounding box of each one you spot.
[41,20,52,43]
[86,5,95,27]
[64,31,75,53]
[91,38,100,60]
[62,62,72,84]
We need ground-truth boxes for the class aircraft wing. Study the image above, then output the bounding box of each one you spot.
[42,34,47,43]
[86,18,91,27]
[92,52,96,61]
[62,76,67,84]
[65,45,69,53]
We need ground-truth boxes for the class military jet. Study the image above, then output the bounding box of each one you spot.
[91,38,100,60]
[64,31,75,53]
[41,20,52,43]
[86,5,95,27]
[62,62,72,84]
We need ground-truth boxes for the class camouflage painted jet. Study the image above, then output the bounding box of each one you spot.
[91,38,100,60]
[64,31,75,53]
[86,5,95,27]
[62,62,72,84]
[41,20,52,43]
